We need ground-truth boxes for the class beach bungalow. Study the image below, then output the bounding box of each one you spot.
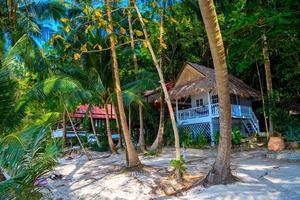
[170,62,261,144]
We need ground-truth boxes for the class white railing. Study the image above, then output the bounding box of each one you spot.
[211,103,219,116]
[178,105,209,120]
[178,104,257,121]
[177,103,260,133]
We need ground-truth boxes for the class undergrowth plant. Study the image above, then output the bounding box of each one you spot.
[170,155,186,178]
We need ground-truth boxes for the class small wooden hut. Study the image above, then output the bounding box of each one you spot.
[146,62,261,145]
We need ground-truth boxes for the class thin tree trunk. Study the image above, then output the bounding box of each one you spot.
[89,111,101,148]
[114,102,123,149]
[138,104,146,152]
[198,0,235,185]
[150,92,165,153]
[104,104,117,153]
[134,1,181,181]
[62,109,67,147]
[128,1,138,71]
[255,59,269,137]
[127,1,145,152]
[262,34,274,136]
[128,104,131,136]
[64,106,91,160]
[105,0,141,167]
[150,0,166,153]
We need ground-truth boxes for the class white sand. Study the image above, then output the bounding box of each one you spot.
[46,148,300,200]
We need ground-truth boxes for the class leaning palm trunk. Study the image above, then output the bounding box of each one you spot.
[150,0,166,153]
[128,1,145,152]
[138,104,146,152]
[255,59,269,137]
[134,1,181,181]
[198,0,235,185]
[89,112,101,148]
[114,102,123,149]
[105,0,141,167]
[104,104,117,154]
[262,34,274,137]
[150,92,165,153]
[64,106,92,160]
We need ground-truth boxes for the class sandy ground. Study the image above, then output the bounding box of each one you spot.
[45,148,300,200]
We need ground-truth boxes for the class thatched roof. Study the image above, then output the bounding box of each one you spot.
[170,62,261,99]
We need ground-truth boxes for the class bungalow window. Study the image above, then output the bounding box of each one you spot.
[211,95,218,104]
[230,95,239,105]
[196,99,203,107]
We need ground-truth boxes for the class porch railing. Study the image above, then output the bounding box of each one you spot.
[178,104,256,120]
[178,105,209,120]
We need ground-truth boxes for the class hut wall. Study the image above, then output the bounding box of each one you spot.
[190,92,209,107]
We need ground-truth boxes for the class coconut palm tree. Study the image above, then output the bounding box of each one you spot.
[105,0,141,167]
[133,1,182,181]
[150,0,167,153]
[198,0,235,185]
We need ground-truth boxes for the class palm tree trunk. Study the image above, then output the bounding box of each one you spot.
[262,34,274,136]
[105,0,141,167]
[89,112,101,148]
[62,109,67,147]
[64,106,91,160]
[114,102,123,149]
[128,1,145,152]
[150,0,166,153]
[150,92,165,153]
[255,59,269,137]
[128,1,138,71]
[104,104,117,154]
[198,0,235,185]
[138,104,146,152]
[134,1,181,181]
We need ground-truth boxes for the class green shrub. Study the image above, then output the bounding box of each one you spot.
[283,126,300,142]
[231,128,242,145]
[195,132,207,148]
[213,129,243,145]
[214,131,220,144]
[179,127,193,147]
[170,155,186,177]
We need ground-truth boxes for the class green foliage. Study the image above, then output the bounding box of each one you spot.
[179,127,193,147]
[170,155,186,177]
[214,131,220,144]
[232,128,242,145]
[143,149,157,156]
[196,133,208,148]
[213,129,243,145]
[94,127,109,152]
[0,113,61,199]
[283,126,300,142]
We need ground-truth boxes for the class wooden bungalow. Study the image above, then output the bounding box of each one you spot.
[146,62,261,145]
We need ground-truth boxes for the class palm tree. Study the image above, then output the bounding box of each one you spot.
[198,0,235,185]
[105,0,141,167]
[127,0,146,152]
[262,33,274,137]
[150,0,167,153]
[133,1,182,181]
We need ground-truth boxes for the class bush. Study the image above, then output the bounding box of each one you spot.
[214,131,220,144]
[170,155,186,177]
[213,128,243,145]
[283,126,300,142]
[232,128,242,145]
[195,132,207,148]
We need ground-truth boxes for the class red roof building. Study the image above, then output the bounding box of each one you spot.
[72,104,116,119]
